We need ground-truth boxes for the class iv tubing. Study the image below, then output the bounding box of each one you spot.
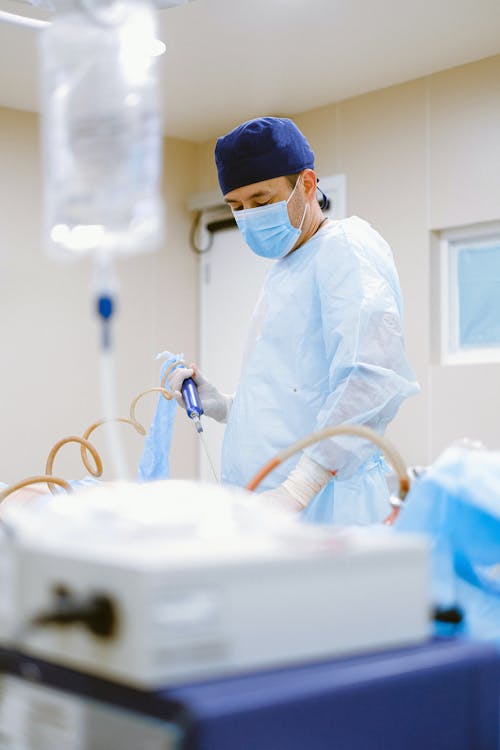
[246,424,409,502]
[81,417,145,475]
[46,436,103,492]
[161,360,185,395]
[83,385,176,474]
[94,254,130,480]
[0,476,72,503]
[129,386,173,427]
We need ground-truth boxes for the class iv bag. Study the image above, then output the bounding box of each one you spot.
[39,0,165,259]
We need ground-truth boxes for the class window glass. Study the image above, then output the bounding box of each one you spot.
[457,244,500,348]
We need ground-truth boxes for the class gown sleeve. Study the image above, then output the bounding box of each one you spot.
[304,221,419,479]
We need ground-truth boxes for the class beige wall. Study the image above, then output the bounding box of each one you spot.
[2,53,499,485]
[0,107,199,485]
[194,55,500,467]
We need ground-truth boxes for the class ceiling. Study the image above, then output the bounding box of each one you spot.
[1,0,500,143]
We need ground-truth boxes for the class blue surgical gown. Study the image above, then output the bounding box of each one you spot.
[221,217,420,525]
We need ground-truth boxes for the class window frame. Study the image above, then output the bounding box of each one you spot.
[439,221,500,365]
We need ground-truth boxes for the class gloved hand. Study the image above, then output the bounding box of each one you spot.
[168,364,234,423]
[257,454,334,513]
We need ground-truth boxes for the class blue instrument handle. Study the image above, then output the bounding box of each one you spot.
[181,377,204,419]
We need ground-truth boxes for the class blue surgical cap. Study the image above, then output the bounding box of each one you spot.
[215,117,315,196]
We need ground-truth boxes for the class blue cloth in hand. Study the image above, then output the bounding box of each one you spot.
[137,352,179,482]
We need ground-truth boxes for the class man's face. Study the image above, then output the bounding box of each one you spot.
[224,175,306,230]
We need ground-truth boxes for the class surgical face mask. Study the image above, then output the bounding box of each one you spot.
[232,178,308,259]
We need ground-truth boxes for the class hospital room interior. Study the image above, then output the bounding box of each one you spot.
[0,0,500,747]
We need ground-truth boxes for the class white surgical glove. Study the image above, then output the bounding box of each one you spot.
[257,454,334,513]
[168,364,234,423]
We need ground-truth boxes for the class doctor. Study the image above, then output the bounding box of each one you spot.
[170,117,419,524]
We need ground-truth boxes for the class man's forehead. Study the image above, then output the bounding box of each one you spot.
[224,176,288,203]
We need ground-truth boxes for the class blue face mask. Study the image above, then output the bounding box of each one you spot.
[232,178,308,259]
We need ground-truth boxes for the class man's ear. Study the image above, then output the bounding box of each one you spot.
[301,169,318,199]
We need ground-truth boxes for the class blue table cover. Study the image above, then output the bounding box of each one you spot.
[1,639,499,750]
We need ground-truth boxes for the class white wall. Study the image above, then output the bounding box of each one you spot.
[0,107,199,485]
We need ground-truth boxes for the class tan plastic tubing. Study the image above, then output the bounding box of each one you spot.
[0,383,176,504]
[246,424,409,525]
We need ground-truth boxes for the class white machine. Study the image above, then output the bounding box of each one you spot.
[0,480,429,688]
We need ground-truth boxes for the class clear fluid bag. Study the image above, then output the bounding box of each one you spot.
[39,0,165,259]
